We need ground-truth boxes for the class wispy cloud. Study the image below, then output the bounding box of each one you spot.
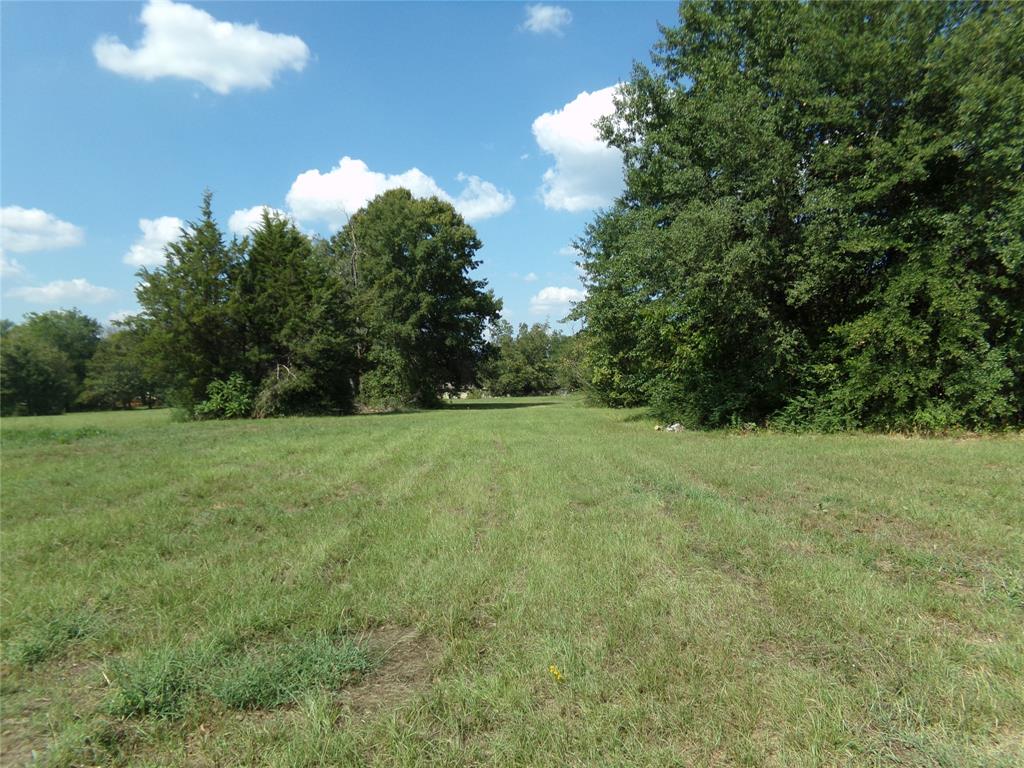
[7,278,115,305]
[522,5,572,36]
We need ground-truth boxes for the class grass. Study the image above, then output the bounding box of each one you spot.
[1,398,1022,766]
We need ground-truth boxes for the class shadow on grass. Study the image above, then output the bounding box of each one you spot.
[445,401,553,411]
[351,398,558,416]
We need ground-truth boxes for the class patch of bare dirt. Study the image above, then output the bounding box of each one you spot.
[340,626,441,717]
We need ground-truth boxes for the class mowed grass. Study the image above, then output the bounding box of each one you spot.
[1,399,1022,767]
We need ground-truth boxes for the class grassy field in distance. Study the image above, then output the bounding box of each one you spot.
[1,398,1022,766]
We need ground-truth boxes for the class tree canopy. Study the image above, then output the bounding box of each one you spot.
[0,309,101,415]
[128,189,500,416]
[575,0,1023,430]
[333,188,501,408]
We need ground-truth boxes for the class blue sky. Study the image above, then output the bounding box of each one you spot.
[1,1,676,328]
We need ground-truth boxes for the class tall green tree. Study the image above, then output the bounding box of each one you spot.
[333,189,501,407]
[135,191,243,411]
[235,211,356,415]
[576,0,1024,429]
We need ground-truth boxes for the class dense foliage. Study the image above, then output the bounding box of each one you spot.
[481,321,581,396]
[2,192,498,418]
[575,0,1023,429]
[130,189,497,417]
[331,189,501,408]
[1,310,102,415]
[135,192,245,412]
[79,320,161,410]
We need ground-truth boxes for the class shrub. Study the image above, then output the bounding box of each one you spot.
[194,373,254,419]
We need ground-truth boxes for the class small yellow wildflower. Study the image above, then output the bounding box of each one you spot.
[548,664,563,682]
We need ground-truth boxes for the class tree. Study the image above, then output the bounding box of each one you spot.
[235,211,356,416]
[79,323,160,410]
[135,191,244,411]
[0,309,102,414]
[481,321,568,395]
[0,329,77,415]
[17,309,102,385]
[576,0,1024,429]
[333,189,501,407]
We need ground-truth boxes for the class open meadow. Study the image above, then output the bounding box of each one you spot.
[1,399,1022,766]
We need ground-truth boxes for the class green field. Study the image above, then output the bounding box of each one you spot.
[1,399,1022,766]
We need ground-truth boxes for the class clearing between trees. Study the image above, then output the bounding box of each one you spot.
[1,399,1021,766]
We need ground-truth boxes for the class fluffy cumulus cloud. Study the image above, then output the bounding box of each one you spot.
[529,285,586,316]
[94,0,310,94]
[523,5,573,35]
[1,206,84,253]
[123,216,183,267]
[7,278,115,305]
[286,156,514,229]
[227,206,293,237]
[452,173,516,222]
[532,86,624,212]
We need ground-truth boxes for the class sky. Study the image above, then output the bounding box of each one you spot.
[1,1,677,329]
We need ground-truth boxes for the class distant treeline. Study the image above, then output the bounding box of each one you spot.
[571,0,1023,430]
[3,189,508,417]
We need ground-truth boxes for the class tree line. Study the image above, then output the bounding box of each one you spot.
[1,188,586,417]
[5,1,1020,430]
[2,189,521,417]
[572,0,1023,430]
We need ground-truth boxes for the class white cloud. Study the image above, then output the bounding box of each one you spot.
[523,272,538,283]
[523,5,572,36]
[94,0,310,94]
[0,253,27,278]
[286,156,514,229]
[532,86,623,212]
[0,207,84,253]
[453,174,516,221]
[227,205,293,237]
[123,216,183,267]
[7,278,116,305]
[529,285,586,316]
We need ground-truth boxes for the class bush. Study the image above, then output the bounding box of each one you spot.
[194,373,254,419]
[253,365,317,418]
[359,346,416,410]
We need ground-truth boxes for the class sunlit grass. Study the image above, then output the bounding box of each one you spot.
[1,399,1021,766]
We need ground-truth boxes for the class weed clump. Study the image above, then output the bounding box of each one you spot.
[107,633,371,720]
[107,644,211,719]
[7,608,102,667]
